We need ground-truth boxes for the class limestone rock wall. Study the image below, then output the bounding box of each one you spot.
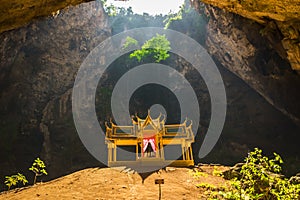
[185,1,300,173]
[197,0,300,70]
[190,1,300,126]
[0,1,110,181]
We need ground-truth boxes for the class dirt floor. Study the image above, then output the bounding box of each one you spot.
[0,165,230,200]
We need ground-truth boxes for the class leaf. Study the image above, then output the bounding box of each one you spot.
[122,36,139,50]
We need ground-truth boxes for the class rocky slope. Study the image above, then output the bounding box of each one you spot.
[0,166,229,200]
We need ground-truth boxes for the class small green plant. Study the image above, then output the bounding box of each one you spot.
[197,183,228,200]
[213,166,222,177]
[191,169,208,179]
[196,183,217,190]
[4,173,28,190]
[15,173,28,186]
[29,157,48,184]
[4,175,18,190]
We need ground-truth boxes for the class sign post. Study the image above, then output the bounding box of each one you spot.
[155,179,164,200]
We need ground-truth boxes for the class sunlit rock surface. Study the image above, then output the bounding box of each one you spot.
[193,0,300,71]
[197,0,300,22]
[205,5,300,125]
[0,0,92,33]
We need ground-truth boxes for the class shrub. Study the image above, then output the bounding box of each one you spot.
[4,173,28,190]
[219,148,300,199]
[29,157,48,184]
[191,169,208,178]
[192,148,300,199]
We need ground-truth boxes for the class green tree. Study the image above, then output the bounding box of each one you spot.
[129,34,171,62]
[29,157,48,184]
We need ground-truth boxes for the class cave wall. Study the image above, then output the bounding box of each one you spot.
[175,1,300,174]
[0,0,300,186]
[194,0,300,71]
[0,1,110,182]
[166,5,300,175]
[203,5,300,126]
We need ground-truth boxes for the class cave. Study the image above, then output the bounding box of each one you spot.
[0,0,299,194]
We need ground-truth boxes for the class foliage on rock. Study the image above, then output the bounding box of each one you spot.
[218,148,300,199]
[164,3,208,45]
[193,148,300,199]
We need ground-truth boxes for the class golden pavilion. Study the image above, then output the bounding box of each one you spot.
[105,111,195,168]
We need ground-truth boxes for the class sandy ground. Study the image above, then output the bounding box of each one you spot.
[0,165,229,200]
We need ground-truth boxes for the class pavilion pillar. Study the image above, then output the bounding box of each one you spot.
[189,144,193,161]
[114,143,117,162]
[181,139,186,160]
[108,143,112,162]
[136,142,138,160]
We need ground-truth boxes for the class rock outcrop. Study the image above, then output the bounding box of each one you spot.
[0,0,92,33]
[197,0,300,71]
[289,173,300,184]
[190,1,300,126]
